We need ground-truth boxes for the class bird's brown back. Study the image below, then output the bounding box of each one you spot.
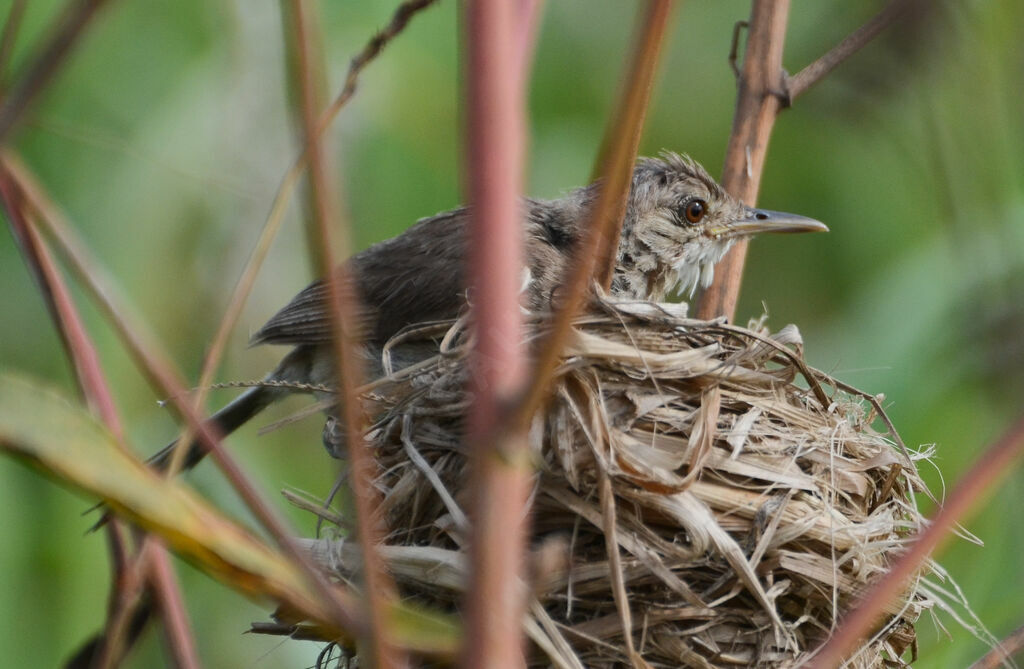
[251,209,473,348]
[250,193,595,349]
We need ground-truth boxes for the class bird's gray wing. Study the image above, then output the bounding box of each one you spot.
[248,279,337,346]
[250,208,471,348]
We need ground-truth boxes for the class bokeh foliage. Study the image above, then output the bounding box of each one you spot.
[0,1,1021,666]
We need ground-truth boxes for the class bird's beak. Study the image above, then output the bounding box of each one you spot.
[713,208,828,238]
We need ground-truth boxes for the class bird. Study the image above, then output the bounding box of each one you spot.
[149,152,826,470]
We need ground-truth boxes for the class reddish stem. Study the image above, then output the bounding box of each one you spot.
[282,2,402,665]
[2,154,364,638]
[0,161,199,669]
[514,0,673,427]
[460,0,531,665]
[147,543,200,669]
[968,622,1024,669]
[0,162,123,437]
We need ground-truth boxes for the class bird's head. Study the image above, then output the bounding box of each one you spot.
[616,152,827,300]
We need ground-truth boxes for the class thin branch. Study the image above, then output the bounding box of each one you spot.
[160,154,292,476]
[264,0,441,269]
[968,622,1024,669]
[807,414,1024,668]
[85,542,198,669]
[4,0,439,656]
[281,2,402,666]
[697,0,916,320]
[728,20,748,79]
[0,0,28,91]
[0,161,123,437]
[167,0,440,473]
[146,544,200,669]
[0,160,200,669]
[592,0,673,289]
[514,0,674,427]
[319,0,439,133]
[459,4,669,656]
[459,0,535,665]
[83,539,198,669]
[786,0,916,102]
[94,542,149,669]
[99,524,148,667]
[0,0,112,144]
[0,153,364,639]
[694,0,791,322]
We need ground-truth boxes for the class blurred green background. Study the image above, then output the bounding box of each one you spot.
[1,0,1021,666]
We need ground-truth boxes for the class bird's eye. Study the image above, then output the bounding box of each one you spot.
[683,199,707,224]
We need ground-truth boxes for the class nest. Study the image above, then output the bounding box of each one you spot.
[292,299,936,667]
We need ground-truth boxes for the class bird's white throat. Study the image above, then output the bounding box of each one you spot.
[670,237,736,297]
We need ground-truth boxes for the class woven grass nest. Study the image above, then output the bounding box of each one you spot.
[294,298,936,667]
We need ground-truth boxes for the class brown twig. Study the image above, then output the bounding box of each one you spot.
[697,0,914,321]
[694,0,790,322]
[592,0,674,290]
[514,0,674,428]
[1,154,365,638]
[728,20,748,79]
[68,525,147,669]
[459,0,534,665]
[319,0,439,133]
[0,0,28,91]
[80,540,199,669]
[786,0,916,102]
[93,541,149,669]
[807,414,1024,668]
[968,622,1024,669]
[281,2,402,666]
[0,0,112,143]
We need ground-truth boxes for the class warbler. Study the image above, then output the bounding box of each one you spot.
[150,152,825,469]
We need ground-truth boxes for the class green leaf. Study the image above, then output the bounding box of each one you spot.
[0,372,459,657]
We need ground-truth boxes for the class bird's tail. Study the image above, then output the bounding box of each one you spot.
[147,345,322,472]
[146,382,286,472]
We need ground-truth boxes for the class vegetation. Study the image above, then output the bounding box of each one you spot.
[0,1,1021,666]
